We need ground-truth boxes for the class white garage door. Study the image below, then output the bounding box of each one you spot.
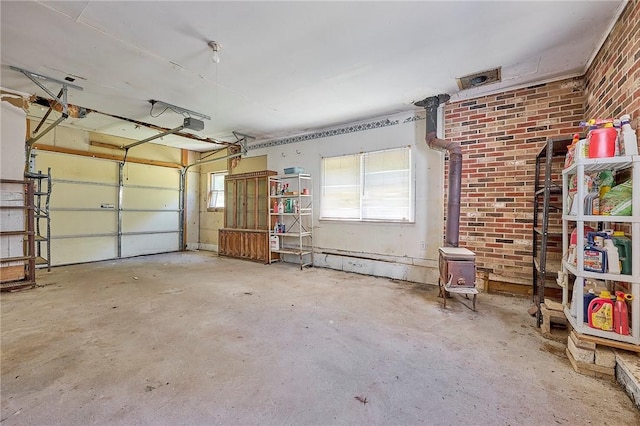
[121,162,180,257]
[35,151,181,265]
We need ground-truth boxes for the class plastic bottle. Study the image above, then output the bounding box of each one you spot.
[620,114,639,156]
[277,200,284,214]
[564,133,579,168]
[577,138,589,159]
[588,290,614,331]
[612,231,632,275]
[604,122,620,157]
[613,119,622,156]
[613,291,631,335]
[270,234,280,250]
[584,232,607,273]
[603,238,620,274]
[583,289,597,323]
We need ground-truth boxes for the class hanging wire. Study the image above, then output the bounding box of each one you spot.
[149,102,192,118]
[149,102,170,118]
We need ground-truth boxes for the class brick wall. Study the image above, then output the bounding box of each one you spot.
[444,79,584,286]
[441,0,638,288]
[585,0,640,128]
[584,0,639,243]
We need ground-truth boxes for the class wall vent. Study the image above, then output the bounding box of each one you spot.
[456,67,501,90]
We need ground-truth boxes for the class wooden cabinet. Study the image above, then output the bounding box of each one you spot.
[219,170,279,264]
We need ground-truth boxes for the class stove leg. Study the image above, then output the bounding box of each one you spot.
[438,278,447,309]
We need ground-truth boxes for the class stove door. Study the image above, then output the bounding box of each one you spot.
[446,260,475,288]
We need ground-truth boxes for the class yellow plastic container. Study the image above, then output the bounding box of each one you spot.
[588,290,614,331]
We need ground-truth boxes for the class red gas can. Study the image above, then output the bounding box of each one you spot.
[613,291,632,335]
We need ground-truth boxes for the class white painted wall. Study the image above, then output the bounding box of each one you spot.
[250,111,445,285]
[1,91,27,179]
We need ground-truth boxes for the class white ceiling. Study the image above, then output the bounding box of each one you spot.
[0,1,626,152]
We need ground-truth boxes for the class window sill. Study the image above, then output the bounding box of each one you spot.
[319,218,415,224]
[207,208,224,213]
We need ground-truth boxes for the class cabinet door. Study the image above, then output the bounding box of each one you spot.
[218,230,226,255]
[240,231,268,263]
[224,180,235,228]
[246,178,256,229]
[255,232,268,262]
[257,177,268,230]
[227,231,241,257]
[236,179,246,228]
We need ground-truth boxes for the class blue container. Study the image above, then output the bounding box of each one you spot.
[583,293,597,322]
[284,167,304,175]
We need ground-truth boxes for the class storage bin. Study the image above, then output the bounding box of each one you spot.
[588,128,617,158]
[284,167,304,174]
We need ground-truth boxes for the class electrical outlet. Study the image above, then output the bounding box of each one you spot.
[420,241,426,250]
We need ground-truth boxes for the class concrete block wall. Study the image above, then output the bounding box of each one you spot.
[443,79,584,286]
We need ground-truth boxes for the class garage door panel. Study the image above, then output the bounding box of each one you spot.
[124,163,179,188]
[122,211,179,233]
[122,187,179,210]
[50,210,117,236]
[37,152,181,264]
[121,233,178,257]
[37,152,117,183]
[51,237,117,265]
[50,182,117,209]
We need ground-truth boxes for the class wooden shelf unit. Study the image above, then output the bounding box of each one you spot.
[0,179,36,291]
[218,170,278,264]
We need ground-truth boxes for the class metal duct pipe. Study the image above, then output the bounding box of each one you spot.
[414,94,461,247]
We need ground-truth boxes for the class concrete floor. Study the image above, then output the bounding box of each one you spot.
[1,251,638,425]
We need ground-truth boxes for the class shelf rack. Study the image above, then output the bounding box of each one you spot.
[561,154,640,345]
[0,179,36,291]
[268,173,313,269]
[532,136,572,326]
[26,168,52,271]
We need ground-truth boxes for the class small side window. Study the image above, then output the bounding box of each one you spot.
[208,171,227,211]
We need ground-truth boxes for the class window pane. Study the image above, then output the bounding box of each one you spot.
[246,179,255,229]
[209,172,227,209]
[236,179,245,227]
[225,180,234,225]
[213,174,225,191]
[362,148,411,221]
[320,154,360,219]
[320,147,413,222]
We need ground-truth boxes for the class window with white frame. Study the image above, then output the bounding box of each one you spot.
[208,171,227,210]
[320,147,413,222]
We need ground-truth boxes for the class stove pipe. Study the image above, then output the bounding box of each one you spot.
[414,94,461,247]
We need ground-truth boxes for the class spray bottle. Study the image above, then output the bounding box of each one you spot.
[619,114,639,156]
[584,232,608,273]
[603,236,620,274]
